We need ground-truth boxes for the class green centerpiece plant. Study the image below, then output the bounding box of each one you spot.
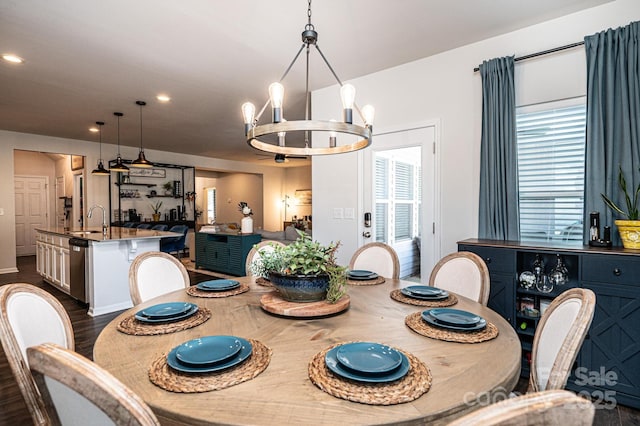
[601,165,640,248]
[251,230,347,303]
[150,200,163,221]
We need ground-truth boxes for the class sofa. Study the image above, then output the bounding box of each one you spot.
[258,225,311,244]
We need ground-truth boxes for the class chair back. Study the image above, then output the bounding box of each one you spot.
[123,222,136,228]
[429,252,490,305]
[160,225,189,257]
[448,389,594,426]
[151,224,168,231]
[27,343,160,426]
[348,242,400,279]
[0,283,74,425]
[245,240,286,276]
[529,288,596,392]
[136,223,152,229]
[129,251,190,305]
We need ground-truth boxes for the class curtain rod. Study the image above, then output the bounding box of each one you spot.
[473,41,585,72]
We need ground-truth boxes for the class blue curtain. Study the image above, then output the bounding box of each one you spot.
[584,21,640,245]
[478,56,520,240]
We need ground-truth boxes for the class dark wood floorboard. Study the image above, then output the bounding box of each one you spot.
[0,256,638,425]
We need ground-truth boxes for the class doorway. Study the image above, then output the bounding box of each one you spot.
[362,125,438,281]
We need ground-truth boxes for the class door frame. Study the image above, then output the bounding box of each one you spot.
[359,120,441,281]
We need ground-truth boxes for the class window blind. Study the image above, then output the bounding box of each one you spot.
[516,103,586,242]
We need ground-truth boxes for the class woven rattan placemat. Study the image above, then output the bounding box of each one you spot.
[148,338,272,393]
[255,277,273,287]
[308,343,432,405]
[186,283,250,298]
[117,308,211,336]
[405,312,499,343]
[390,289,458,307]
[347,276,386,286]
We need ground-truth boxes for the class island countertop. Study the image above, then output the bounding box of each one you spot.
[35,226,180,242]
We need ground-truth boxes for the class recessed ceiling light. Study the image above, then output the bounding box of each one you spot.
[156,94,171,102]
[2,54,24,64]
[89,127,99,133]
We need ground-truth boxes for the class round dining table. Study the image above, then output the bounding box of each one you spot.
[93,276,520,425]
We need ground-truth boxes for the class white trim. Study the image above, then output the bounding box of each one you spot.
[0,267,20,274]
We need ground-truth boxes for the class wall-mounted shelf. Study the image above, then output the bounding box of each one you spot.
[114,182,157,187]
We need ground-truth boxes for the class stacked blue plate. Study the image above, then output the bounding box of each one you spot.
[400,285,449,300]
[196,279,240,292]
[347,269,379,281]
[421,308,487,331]
[324,342,410,383]
[135,302,198,323]
[167,335,253,373]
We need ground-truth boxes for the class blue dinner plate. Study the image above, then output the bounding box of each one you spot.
[405,286,446,297]
[400,287,449,300]
[176,335,243,366]
[428,308,481,327]
[421,310,487,331]
[135,305,198,323]
[167,337,252,373]
[196,279,240,292]
[348,270,375,277]
[347,271,379,280]
[336,342,403,374]
[138,302,195,319]
[325,345,410,383]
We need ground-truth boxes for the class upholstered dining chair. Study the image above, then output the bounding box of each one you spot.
[348,242,400,279]
[151,224,168,231]
[529,288,596,392]
[129,251,190,305]
[160,224,189,258]
[0,283,75,425]
[245,240,287,276]
[448,389,594,426]
[429,252,490,305]
[136,223,152,229]
[27,343,160,426]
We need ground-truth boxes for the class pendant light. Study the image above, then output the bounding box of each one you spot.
[91,121,110,175]
[109,112,129,172]
[131,100,153,168]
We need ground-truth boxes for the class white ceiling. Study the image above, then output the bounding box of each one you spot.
[0,0,610,165]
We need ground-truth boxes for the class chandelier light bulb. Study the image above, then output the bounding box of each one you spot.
[361,104,375,126]
[277,119,287,146]
[242,102,256,135]
[269,82,284,123]
[340,84,356,124]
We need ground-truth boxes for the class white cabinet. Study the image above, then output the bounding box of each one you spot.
[36,231,71,294]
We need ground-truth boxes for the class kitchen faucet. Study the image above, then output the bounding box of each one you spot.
[88,204,108,234]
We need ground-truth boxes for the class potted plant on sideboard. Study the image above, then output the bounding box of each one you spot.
[601,166,640,248]
[250,230,347,303]
[150,200,163,222]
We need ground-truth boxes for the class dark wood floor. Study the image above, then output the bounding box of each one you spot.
[1,256,638,425]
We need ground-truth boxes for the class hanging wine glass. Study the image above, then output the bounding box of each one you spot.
[548,254,569,287]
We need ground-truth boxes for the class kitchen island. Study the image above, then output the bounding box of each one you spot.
[35,226,180,316]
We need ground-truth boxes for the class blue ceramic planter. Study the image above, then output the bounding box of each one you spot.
[268,272,329,302]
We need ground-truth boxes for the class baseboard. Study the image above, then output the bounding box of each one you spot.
[0,267,20,274]
[88,301,133,317]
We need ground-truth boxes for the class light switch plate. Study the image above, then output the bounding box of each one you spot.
[344,208,355,219]
[333,208,344,219]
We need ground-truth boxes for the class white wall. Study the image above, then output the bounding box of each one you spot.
[0,130,287,273]
[312,0,640,266]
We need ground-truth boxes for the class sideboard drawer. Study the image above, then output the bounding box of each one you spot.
[581,254,640,286]
[458,245,515,274]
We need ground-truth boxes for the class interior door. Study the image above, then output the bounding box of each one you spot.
[362,125,438,281]
[15,175,49,256]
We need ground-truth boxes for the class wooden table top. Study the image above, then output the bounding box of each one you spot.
[93,277,520,425]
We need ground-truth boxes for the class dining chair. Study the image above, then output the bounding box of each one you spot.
[245,240,287,276]
[129,251,190,305]
[348,242,400,279]
[160,224,189,258]
[448,389,594,426]
[429,251,490,305]
[136,223,152,229]
[151,224,168,231]
[529,288,596,392]
[27,342,160,426]
[0,283,75,426]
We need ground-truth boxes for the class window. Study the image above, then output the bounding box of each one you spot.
[516,99,586,242]
[206,187,216,224]
[374,147,421,243]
